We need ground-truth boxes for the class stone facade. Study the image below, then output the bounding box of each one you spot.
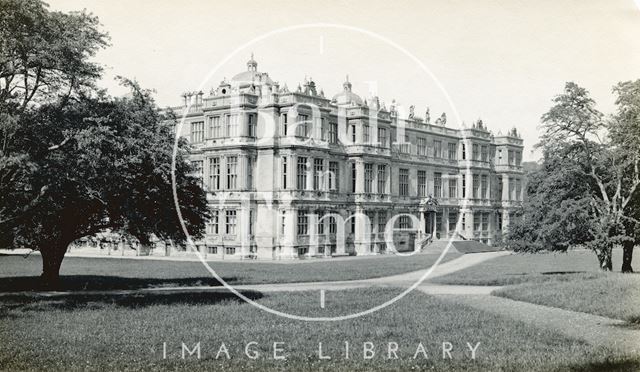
[175,56,525,260]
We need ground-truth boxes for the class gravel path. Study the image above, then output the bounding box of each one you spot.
[442,294,640,355]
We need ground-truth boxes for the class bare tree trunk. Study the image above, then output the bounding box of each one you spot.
[622,240,634,273]
[40,243,68,288]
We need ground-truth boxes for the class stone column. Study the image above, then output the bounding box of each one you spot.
[281,207,297,259]
[465,210,474,237]
[238,196,251,257]
[238,154,247,191]
[355,159,365,194]
[354,206,369,255]
[290,154,297,190]
[372,162,378,194]
[502,176,509,201]
[306,158,313,191]
[419,210,426,235]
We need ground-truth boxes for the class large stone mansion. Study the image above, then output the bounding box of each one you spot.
[176,55,524,260]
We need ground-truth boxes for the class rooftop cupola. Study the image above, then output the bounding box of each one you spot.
[343,75,352,91]
[247,53,258,72]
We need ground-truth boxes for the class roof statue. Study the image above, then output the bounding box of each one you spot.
[408,105,415,119]
[435,112,447,126]
[425,107,430,124]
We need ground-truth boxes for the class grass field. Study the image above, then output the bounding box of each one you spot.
[495,273,640,324]
[429,249,628,286]
[0,252,459,291]
[1,287,637,371]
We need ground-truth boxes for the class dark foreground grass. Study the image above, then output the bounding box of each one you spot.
[430,249,628,286]
[0,288,637,371]
[495,273,640,324]
[0,252,459,292]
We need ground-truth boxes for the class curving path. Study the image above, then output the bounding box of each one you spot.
[1,250,638,355]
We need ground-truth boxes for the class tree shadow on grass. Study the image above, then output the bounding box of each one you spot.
[0,275,241,292]
[562,359,640,372]
[0,289,264,316]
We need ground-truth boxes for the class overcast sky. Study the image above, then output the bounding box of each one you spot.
[47,0,640,161]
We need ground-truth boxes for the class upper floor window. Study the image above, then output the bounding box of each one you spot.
[399,168,409,196]
[377,164,387,194]
[481,174,488,199]
[417,170,426,197]
[329,161,339,191]
[472,174,480,199]
[417,137,427,156]
[313,158,324,191]
[226,156,238,189]
[434,172,442,198]
[508,150,515,165]
[296,114,309,137]
[351,162,356,192]
[363,125,370,144]
[472,144,479,161]
[248,114,256,138]
[225,114,238,137]
[329,122,338,144]
[281,114,288,136]
[297,157,307,190]
[515,151,522,166]
[462,174,466,198]
[281,156,287,189]
[378,128,387,148]
[462,144,466,160]
[209,157,220,190]
[448,143,457,160]
[481,145,488,162]
[364,163,374,193]
[434,140,442,158]
[190,121,204,143]
[448,176,457,198]
[210,116,221,138]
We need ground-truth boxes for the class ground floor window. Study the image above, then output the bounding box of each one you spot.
[378,242,386,252]
[207,246,218,254]
[298,247,309,256]
[448,212,458,232]
[225,247,236,255]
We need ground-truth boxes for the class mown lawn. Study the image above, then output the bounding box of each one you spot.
[430,249,628,286]
[494,273,640,324]
[0,288,637,371]
[0,252,459,291]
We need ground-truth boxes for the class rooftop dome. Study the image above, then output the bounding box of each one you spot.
[332,75,363,105]
[230,53,274,85]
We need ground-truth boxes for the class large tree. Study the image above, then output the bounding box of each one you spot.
[507,82,640,271]
[0,0,210,284]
